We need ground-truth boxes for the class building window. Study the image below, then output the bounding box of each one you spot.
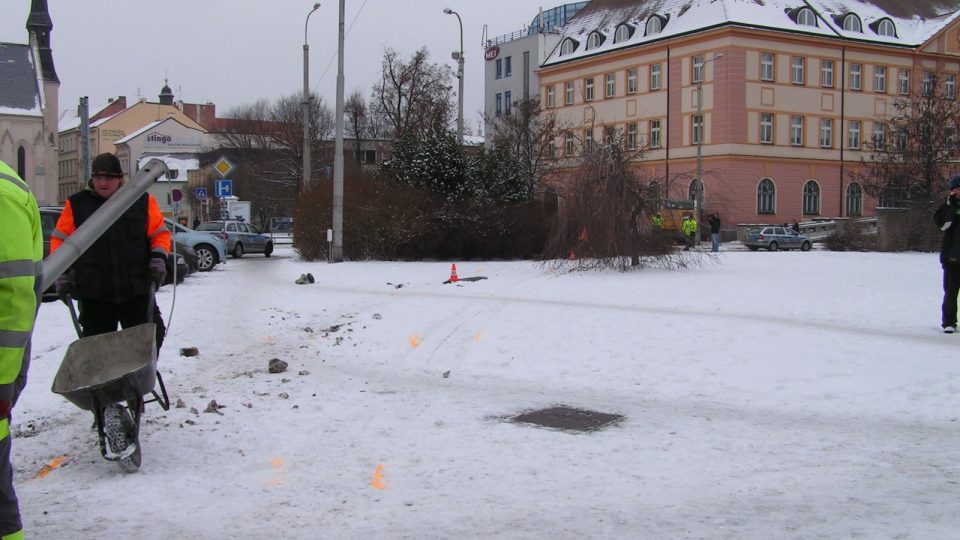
[583,129,593,153]
[761,52,774,82]
[873,122,885,148]
[16,146,26,179]
[948,75,956,100]
[627,68,637,94]
[791,57,805,85]
[821,59,834,87]
[877,19,896,37]
[689,179,703,210]
[843,14,862,32]
[850,63,862,90]
[760,113,773,144]
[585,77,594,101]
[848,120,861,149]
[803,180,821,215]
[495,93,502,116]
[874,66,886,92]
[561,39,576,56]
[627,123,638,150]
[797,8,817,27]
[899,69,910,94]
[586,32,602,50]
[565,81,574,105]
[615,24,631,43]
[758,178,776,214]
[495,59,502,79]
[791,115,804,146]
[897,127,908,151]
[603,126,614,145]
[505,56,512,77]
[547,136,556,159]
[605,73,615,98]
[693,55,704,83]
[650,120,662,148]
[692,114,703,145]
[646,16,662,35]
[923,71,933,96]
[546,85,556,108]
[846,182,863,216]
[650,64,662,90]
[564,131,574,156]
[820,118,833,147]
[504,91,512,115]
[523,52,530,99]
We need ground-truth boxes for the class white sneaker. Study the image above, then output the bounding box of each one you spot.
[944,326,957,334]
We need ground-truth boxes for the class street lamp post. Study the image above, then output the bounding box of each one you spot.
[302,3,321,192]
[695,53,723,228]
[443,7,464,145]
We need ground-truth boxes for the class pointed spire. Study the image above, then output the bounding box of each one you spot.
[159,78,174,105]
[26,0,58,83]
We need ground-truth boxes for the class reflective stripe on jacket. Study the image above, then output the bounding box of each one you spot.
[0,161,42,405]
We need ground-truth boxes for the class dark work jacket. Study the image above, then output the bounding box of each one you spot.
[709,217,721,234]
[68,190,153,303]
[935,198,960,265]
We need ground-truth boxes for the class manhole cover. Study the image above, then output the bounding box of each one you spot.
[510,405,624,432]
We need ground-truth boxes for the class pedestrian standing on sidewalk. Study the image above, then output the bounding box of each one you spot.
[708,213,721,253]
[0,160,43,540]
[934,175,960,333]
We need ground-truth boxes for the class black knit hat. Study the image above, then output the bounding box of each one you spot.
[91,153,123,178]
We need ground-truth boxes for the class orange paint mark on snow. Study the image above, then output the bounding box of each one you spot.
[271,457,285,469]
[35,455,67,479]
[408,335,421,348]
[474,332,483,342]
[371,463,386,490]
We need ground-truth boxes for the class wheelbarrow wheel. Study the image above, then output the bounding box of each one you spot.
[103,404,141,473]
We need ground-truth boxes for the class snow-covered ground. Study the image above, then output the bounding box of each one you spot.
[12,245,960,539]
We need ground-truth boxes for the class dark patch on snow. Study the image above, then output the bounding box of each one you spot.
[510,405,623,433]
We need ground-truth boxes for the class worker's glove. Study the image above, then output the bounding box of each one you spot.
[148,255,167,287]
[0,399,11,420]
[55,273,75,302]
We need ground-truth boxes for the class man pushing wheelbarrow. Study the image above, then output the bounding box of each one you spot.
[48,153,171,472]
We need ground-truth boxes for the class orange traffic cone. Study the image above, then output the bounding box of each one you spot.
[449,263,459,282]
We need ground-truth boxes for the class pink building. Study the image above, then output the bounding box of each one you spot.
[538,0,960,228]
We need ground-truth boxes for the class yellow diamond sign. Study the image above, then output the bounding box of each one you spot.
[213,156,234,178]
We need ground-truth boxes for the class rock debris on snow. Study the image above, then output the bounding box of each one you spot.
[203,400,225,414]
[175,398,186,409]
[179,347,199,357]
[268,358,288,373]
[278,392,289,400]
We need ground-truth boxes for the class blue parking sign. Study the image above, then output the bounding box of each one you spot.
[214,179,233,198]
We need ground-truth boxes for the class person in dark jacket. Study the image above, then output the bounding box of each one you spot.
[708,214,721,253]
[50,153,171,347]
[934,175,960,333]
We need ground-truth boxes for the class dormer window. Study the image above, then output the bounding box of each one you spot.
[646,16,663,36]
[560,38,577,56]
[586,31,604,50]
[842,14,861,33]
[614,23,634,44]
[797,8,817,27]
[876,18,897,37]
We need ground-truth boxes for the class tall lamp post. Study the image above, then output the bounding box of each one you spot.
[443,7,464,145]
[302,3,321,192]
[695,53,723,226]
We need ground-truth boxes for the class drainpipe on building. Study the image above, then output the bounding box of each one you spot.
[839,47,846,218]
[665,47,670,190]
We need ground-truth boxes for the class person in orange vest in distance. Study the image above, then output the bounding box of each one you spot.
[50,153,171,351]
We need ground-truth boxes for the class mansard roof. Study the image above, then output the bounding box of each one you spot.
[0,43,43,116]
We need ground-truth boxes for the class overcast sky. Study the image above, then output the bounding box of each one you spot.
[1,0,555,133]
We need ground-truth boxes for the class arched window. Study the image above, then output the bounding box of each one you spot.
[614,24,632,44]
[803,180,821,215]
[586,32,603,50]
[797,8,817,27]
[842,14,861,32]
[560,38,576,56]
[846,182,862,216]
[757,178,776,214]
[688,178,703,210]
[877,19,896,37]
[645,16,662,36]
[16,146,25,179]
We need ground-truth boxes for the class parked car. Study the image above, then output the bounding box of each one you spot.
[744,226,812,251]
[196,220,274,258]
[164,219,227,272]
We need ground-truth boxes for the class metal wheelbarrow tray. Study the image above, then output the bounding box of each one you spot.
[51,322,159,410]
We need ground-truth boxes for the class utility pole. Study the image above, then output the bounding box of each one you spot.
[331,0,345,262]
[79,97,90,185]
[444,8,464,145]
[696,54,724,229]
[302,3,321,193]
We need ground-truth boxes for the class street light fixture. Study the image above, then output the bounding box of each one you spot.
[302,2,321,192]
[443,7,464,145]
[695,53,723,226]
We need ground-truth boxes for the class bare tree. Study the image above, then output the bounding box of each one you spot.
[486,96,561,197]
[371,47,455,138]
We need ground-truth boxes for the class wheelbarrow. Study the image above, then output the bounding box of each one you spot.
[51,292,170,473]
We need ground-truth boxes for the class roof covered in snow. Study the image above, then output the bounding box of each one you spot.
[543,0,960,67]
[0,43,42,116]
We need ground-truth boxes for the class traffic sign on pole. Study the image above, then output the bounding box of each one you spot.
[214,179,233,198]
[196,187,207,200]
[213,156,234,178]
